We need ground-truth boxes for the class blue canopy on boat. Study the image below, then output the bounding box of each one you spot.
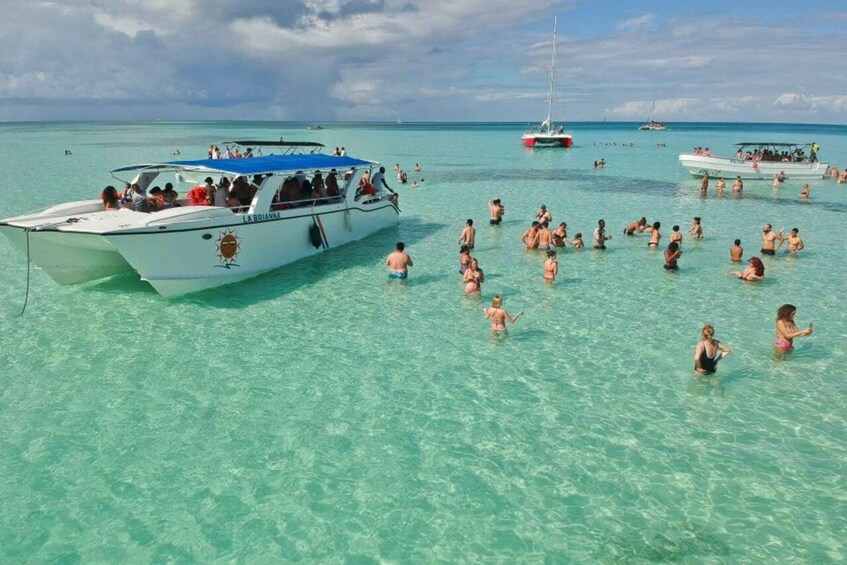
[111,154,376,175]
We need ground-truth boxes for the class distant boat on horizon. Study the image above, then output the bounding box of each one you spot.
[638,99,667,131]
[521,17,573,148]
[307,124,323,130]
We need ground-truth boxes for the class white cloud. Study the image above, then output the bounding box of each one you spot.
[774,93,847,112]
[615,14,655,33]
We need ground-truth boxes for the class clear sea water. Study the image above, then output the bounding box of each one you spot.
[1,121,846,562]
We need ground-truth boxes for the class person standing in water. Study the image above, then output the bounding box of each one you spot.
[800,184,810,199]
[786,228,805,253]
[730,239,744,262]
[593,219,612,249]
[458,219,476,250]
[543,250,558,282]
[647,221,661,248]
[483,295,523,336]
[774,304,813,352]
[663,242,682,270]
[385,241,413,279]
[715,177,726,194]
[761,224,785,255]
[670,225,683,246]
[731,176,743,193]
[700,173,710,195]
[521,221,541,250]
[689,217,703,239]
[459,245,472,274]
[462,258,484,294]
[488,199,505,225]
[537,222,553,250]
[694,324,731,375]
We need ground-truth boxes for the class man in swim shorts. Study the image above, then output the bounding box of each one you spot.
[385,242,413,279]
[761,224,784,256]
[489,199,504,225]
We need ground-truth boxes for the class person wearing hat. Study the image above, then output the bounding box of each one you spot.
[535,204,552,223]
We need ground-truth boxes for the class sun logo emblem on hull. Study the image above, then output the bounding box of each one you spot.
[215,229,241,268]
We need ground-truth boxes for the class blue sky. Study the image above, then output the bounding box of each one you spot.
[1,0,845,123]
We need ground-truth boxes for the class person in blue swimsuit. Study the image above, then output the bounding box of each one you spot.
[385,241,413,280]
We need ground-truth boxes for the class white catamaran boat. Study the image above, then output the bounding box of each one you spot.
[521,17,573,148]
[0,143,399,297]
[638,100,666,131]
[678,142,828,180]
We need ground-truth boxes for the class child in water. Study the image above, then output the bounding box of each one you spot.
[571,233,584,249]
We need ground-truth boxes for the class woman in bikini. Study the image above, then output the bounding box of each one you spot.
[462,258,484,294]
[694,324,731,375]
[647,221,661,248]
[774,304,812,352]
[483,295,523,336]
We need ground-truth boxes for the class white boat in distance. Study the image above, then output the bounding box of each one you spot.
[0,148,399,297]
[678,142,828,180]
[522,17,573,148]
[638,100,666,131]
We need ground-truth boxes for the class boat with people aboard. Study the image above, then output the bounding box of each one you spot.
[678,141,828,179]
[638,99,667,131]
[0,144,399,297]
[521,17,573,148]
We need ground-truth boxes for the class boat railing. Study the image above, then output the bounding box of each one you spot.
[269,194,344,211]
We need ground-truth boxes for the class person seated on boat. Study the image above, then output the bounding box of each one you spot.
[161,183,179,208]
[148,186,165,211]
[101,185,121,211]
[126,183,152,212]
[312,171,326,198]
[244,147,253,158]
[213,179,228,207]
[310,180,323,200]
[187,179,211,206]
[227,187,241,208]
[232,176,252,207]
[344,168,356,183]
[736,149,743,159]
[326,170,340,197]
[357,172,376,200]
[232,147,242,159]
[294,170,307,191]
[703,147,712,157]
[744,151,753,160]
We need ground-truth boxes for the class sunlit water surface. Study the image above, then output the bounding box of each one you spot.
[1,121,846,562]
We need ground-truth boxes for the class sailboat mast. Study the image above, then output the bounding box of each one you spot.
[545,17,557,131]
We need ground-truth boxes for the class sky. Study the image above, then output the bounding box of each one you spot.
[1,0,846,123]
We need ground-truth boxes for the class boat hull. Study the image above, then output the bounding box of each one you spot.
[0,225,133,284]
[105,202,399,297]
[522,134,573,148]
[678,154,828,180]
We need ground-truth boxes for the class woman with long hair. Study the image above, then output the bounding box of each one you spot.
[775,304,813,352]
[463,258,484,294]
[694,324,731,375]
[732,256,765,281]
[101,185,120,210]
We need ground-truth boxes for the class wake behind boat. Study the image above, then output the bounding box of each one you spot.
[521,17,573,148]
[0,152,399,297]
[678,142,828,180]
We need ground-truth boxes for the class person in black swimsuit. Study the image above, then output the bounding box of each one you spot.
[694,324,731,375]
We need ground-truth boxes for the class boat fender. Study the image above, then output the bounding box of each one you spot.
[309,221,323,249]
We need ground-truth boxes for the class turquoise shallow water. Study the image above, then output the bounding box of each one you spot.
[1,121,846,562]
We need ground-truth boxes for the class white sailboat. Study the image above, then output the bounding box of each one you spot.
[638,99,667,131]
[521,17,573,148]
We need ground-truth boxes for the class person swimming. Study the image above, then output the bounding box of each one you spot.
[731,256,765,281]
[483,295,523,336]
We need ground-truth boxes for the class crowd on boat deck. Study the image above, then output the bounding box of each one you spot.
[207,145,254,159]
[693,143,821,163]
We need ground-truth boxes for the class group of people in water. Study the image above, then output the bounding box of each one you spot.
[384,188,815,369]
